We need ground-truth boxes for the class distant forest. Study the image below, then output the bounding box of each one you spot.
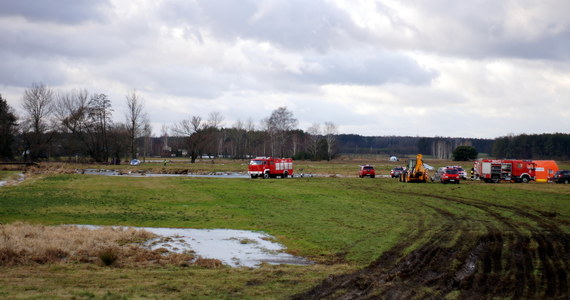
[336,135,494,159]
[492,133,570,160]
[336,133,570,160]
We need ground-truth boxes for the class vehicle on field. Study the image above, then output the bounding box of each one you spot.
[433,167,461,184]
[359,165,375,178]
[390,166,405,178]
[473,159,536,183]
[248,157,293,179]
[446,165,467,179]
[551,170,570,184]
[400,154,428,183]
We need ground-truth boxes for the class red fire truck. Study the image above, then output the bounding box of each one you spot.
[248,157,294,179]
[473,159,536,183]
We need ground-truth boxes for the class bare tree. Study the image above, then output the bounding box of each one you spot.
[323,121,338,161]
[172,115,205,163]
[160,124,171,156]
[108,123,130,165]
[245,118,256,156]
[207,111,224,128]
[207,111,224,157]
[125,90,147,159]
[141,118,152,162]
[54,90,113,162]
[260,117,272,156]
[53,89,89,135]
[306,123,321,160]
[21,82,55,160]
[230,119,245,158]
[266,107,298,157]
[87,93,113,162]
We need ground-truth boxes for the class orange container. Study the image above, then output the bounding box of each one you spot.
[533,160,559,182]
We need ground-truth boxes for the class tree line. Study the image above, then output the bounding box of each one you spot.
[1,83,568,163]
[1,83,148,164]
[0,83,339,163]
[492,133,570,160]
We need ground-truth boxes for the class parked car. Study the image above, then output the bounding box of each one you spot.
[433,167,461,184]
[447,165,467,179]
[551,170,570,184]
[390,166,405,178]
[359,165,375,178]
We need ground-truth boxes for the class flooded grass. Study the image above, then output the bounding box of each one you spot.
[0,222,209,267]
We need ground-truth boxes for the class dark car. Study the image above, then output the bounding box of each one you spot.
[390,167,405,178]
[359,165,375,178]
[551,170,570,184]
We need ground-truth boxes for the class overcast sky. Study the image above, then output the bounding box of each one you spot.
[1,0,569,138]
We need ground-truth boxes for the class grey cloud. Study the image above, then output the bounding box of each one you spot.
[394,0,570,60]
[105,64,228,99]
[160,0,364,52]
[0,0,111,24]
[298,52,436,86]
[492,34,570,60]
[0,22,131,61]
[159,0,570,61]
[0,54,66,87]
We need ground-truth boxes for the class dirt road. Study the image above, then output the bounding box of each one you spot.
[294,192,569,299]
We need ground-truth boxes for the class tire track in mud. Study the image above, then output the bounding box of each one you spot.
[294,190,569,300]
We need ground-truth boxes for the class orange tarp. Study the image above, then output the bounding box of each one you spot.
[534,160,559,182]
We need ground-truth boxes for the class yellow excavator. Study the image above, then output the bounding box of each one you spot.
[401,154,428,183]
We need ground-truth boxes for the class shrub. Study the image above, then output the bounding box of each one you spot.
[98,247,119,266]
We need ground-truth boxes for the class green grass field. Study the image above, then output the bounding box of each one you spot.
[0,160,569,299]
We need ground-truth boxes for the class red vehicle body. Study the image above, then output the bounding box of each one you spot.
[359,165,375,178]
[473,159,536,183]
[434,167,461,184]
[248,157,293,179]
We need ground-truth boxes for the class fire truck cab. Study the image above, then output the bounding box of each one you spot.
[248,157,293,179]
[474,159,536,183]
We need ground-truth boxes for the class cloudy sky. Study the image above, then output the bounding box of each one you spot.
[1,0,569,138]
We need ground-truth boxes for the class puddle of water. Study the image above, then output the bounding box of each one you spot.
[74,225,311,268]
[0,173,25,187]
[81,169,250,178]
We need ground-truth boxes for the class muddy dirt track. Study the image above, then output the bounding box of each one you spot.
[294,192,569,300]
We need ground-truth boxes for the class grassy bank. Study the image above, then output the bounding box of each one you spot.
[0,165,569,298]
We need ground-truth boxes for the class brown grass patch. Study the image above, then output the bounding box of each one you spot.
[0,222,223,268]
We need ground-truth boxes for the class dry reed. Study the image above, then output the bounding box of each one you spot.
[0,222,223,268]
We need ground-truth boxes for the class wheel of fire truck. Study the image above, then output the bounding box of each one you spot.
[263,172,270,179]
[520,176,530,183]
[251,174,257,179]
[491,176,500,183]
[283,171,288,178]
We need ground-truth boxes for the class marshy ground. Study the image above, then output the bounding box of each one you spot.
[0,159,568,299]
